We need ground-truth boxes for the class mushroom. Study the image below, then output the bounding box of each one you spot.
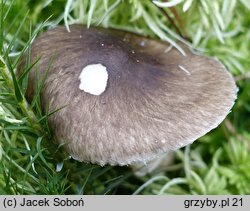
[19,25,237,166]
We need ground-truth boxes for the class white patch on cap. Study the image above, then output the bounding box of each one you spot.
[79,63,108,95]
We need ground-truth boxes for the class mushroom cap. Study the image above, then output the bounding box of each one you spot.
[20,25,237,166]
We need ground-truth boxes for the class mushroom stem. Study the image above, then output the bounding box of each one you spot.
[0,56,43,135]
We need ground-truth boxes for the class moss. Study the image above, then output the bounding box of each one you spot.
[0,0,250,194]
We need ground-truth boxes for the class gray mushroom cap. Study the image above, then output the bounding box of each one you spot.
[19,25,237,166]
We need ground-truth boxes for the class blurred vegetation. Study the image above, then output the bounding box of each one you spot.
[0,0,250,194]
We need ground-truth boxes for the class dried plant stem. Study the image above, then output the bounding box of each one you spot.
[168,6,188,39]
[157,6,184,37]
[153,0,189,40]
